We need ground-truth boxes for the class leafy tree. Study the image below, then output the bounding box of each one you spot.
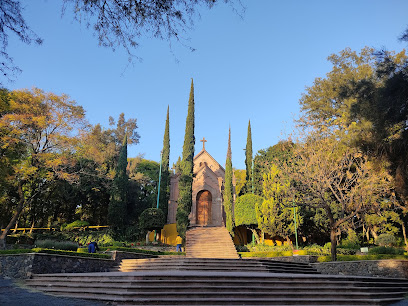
[159,106,170,218]
[78,113,139,180]
[350,49,408,245]
[253,141,295,196]
[299,46,408,252]
[139,208,166,231]
[256,164,300,245]
[233,169,246,196]
[108,135,128,232]
[299,47,376,137]
[128,157,160,219]
[0,88,86,248]
[243,120,253,194]
[223,127,234,235]
[177,79,195,238]
[234,193,263,243]
[284,133,391,261]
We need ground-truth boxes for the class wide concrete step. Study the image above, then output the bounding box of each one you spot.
[27,282,408,294]
[28,278,408,289]
[19,290,407,305]
[25,271,408,305]
[25,286,406,298]
[112,258,319,274]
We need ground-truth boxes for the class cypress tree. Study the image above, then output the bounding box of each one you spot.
[176,79,195,238]
[223,127,234,235]
[159,105,170,219]
[108,135,128,232]
[244,120,253,194]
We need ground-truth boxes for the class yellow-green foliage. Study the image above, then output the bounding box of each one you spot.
[77,247,88,253]
[256,164,301,238]
[235,194,263,227]
[239,251,295,257]
[62,220,90,231]
[317,254,408,262]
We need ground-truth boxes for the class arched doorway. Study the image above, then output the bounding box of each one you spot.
[196,190,212,225]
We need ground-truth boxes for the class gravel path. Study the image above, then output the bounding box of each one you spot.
[0,277,105,306]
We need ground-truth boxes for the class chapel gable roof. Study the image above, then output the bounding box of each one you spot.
[193,148,225,175]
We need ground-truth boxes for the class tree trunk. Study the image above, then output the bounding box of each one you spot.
[29,220,35,234]
[330,227,337,261]
[401,221,408,251]
[12,222,18,234]
[0,182,26,249]
[250,229,260,244]
[370,228,378,241]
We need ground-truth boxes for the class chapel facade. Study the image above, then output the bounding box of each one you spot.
[167,139,226,227]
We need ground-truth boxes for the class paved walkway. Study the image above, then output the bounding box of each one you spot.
[0,277,105,306]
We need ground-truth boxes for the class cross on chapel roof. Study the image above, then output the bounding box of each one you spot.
[200,137,207,150]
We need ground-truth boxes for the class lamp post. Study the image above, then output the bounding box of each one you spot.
[251,159,254,194]
[156,150,163,209]
[154,150,163,243]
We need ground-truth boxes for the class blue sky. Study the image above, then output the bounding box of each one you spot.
[7,0,408,169]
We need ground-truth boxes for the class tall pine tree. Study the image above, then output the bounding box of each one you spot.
[159,106,170,219]
[176,79,195,238]
[244,120,253,194]
[223,127,234,235]
[108,135,128,232]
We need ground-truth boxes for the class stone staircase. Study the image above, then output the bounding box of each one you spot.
[186,226,239,258]
[25,270,408,305]
[111,257,320,274]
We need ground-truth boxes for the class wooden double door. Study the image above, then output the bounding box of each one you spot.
[196,190,212,225]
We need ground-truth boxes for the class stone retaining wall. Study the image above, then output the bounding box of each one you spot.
[111,251,158,262]
[268,255,319,264]
[256,256,408,279]
[313,260,408,279]
[0,253,115,279]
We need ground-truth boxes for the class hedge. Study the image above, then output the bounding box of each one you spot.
[99,246,185,256]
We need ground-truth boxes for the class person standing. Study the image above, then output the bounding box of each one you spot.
[176,235,183,252]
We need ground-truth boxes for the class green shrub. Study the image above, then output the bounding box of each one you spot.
[337,247,357,255]
[99,246,185,256]
[6,233,35,245]
[302,244,330,255]
[247,243,292,252]
[31,248,110,259]
[63,220,90,231]
[239,250,293,258]
[295,250,308,255]
[35,239,78,251]
[368,246,404,255]
[0,249,34,255]
[234,194,264,227]
[323,242,331,249]
[77,247,88,253]
[317,254,408,262]
[340,229,360,250]
[236,245,249,252]
[376,234,396,247]
[139,208,165,231]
